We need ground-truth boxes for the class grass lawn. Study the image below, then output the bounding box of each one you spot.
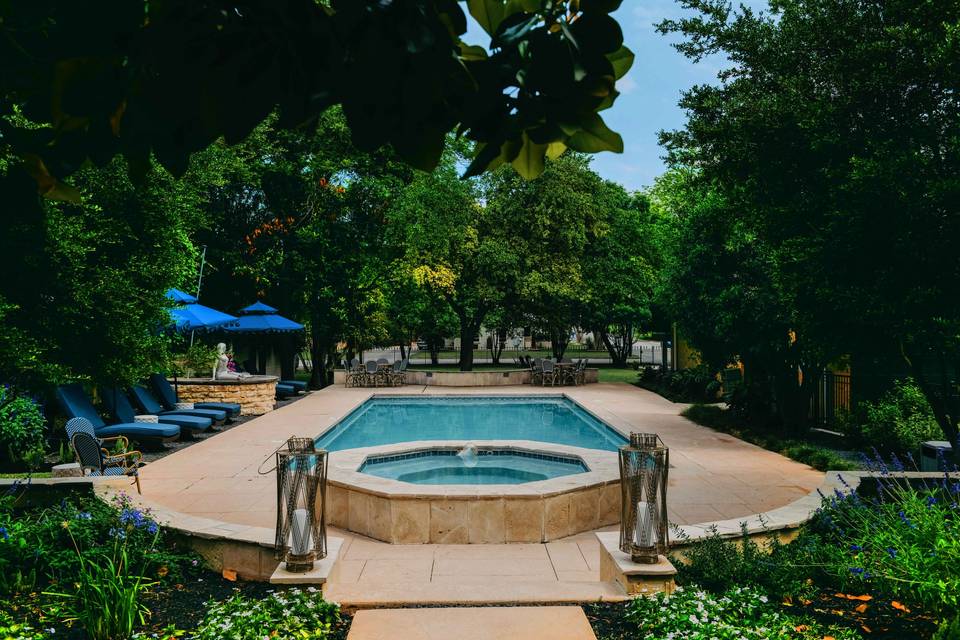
[0,472,52,478]
[406,362,639,384]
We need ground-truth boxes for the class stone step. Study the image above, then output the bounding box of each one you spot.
[324,580,627,608]
[346,606,598,640]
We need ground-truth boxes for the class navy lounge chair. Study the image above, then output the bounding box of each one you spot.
[148,374,241,418]
[276,383,296,399]
[55,384,180,442]
[129,385,226,424]
[103,387,212,436]
[280,379,307,393]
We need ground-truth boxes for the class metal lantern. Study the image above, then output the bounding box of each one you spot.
[274,437,328,572]
[619,432,669,564]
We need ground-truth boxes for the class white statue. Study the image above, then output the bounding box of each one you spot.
[212,342,249,380]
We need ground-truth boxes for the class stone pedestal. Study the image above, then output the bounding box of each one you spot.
[270,537,343,585]
[171,376,278,416]
[52,463,83,478]
[596,531,676,596]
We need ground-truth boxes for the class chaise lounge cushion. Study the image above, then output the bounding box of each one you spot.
[102,387,212,434]
[129,385,226,423]
[280,380,307,392]
[148,374,241,417]
[55,384,180,441]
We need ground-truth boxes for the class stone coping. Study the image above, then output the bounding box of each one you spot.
[333,369,599,387]
[172,375,279,386]
[329,440,620,500]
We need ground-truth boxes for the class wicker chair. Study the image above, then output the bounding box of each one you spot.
[540,359,557,387]
[365,360,383,387]
[72,430,143,494]
[530,358,543,385]
[65,417,133,466]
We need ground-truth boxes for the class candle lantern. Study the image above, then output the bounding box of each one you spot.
[619,432,669,564]
[274,437,328,572]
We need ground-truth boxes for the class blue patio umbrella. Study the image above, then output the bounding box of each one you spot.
[224,301,304,334]
[166,288,238,332]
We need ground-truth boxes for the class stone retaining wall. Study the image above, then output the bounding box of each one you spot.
[332,368,599,387]
[173,376,278,416]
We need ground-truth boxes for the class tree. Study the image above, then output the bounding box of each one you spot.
[582,187,659,367]
[0,158,199,391]
[484,153,608,360]
[659,0,960,439]
[0,0,632,198]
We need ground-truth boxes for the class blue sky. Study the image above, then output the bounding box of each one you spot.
[463,2,754,192]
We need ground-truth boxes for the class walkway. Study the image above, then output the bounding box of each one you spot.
[132,383,824,604]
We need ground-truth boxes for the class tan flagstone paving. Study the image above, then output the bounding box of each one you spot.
[129,382,824,602]
[346,606,598,640]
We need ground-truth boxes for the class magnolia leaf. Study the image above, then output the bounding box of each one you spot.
[506,0,541,13]
[566,113,623,153]
[607,45,635,80]
[511,132,548,179]
[459,42,489,61]
[579,0,623,12]
[22,154,82,203]
[546,141,567,159]
[468,0,507,37]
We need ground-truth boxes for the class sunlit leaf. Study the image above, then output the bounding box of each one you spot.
[607,46,635,80]
[566,113,623,153]
[511,132,548,179]
[467,0,506,36]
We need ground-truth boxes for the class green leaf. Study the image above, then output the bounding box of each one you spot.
[565,113,623,153]
[579,0,623,12]
[546,141,567,160]
[607,45,635,80]
[506,0,541,13]
[458,42,489,61]
[511,132,548,179]
[468,0,507,37]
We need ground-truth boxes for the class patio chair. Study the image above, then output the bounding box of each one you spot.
[390,359,408,386]
[365,360,384,387]
[104,387,212,436]
[72,430,143,494]
[530,358,543,385]
[56,383,180,443]
[343,358,357,387]
[540,359,557,387]
[148,374,241,418]
[576,359,588,385]
[129,385,226,424]
[65,417,133,466]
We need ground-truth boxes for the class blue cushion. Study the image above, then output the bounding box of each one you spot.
[101,387,140,424]
[56,384,107,429]
[155,414,212,433]
[280,380,307,392]
[95,422,180,439]
[129,385,167,414]
[148,373,181,409]
[161,407,227,422]
[194,402,242,416]
[276,384,295,398]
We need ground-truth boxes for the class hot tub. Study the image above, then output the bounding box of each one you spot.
[359,447,589,485]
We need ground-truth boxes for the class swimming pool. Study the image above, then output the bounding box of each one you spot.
[359,448,589,484]
[316,395,627,452]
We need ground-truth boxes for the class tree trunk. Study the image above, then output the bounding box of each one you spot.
[905,346,960,444]
[490,328,506,365]
[550,326,569,360]
[309,327,328,389]
[458,318,479,371]
[599,324,633,367]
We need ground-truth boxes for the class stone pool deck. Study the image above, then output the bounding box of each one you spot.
[122,383,824,604]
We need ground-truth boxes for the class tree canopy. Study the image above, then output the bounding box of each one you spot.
[0,0,633,198]
[657,0,960,439]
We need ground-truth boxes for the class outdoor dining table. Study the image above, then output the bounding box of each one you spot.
[553,362,576,385]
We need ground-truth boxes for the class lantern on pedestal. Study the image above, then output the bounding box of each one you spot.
[274,437,328,572]
[619,433,669,564]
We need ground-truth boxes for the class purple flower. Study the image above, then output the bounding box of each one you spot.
[927,495,938,507]
[886,547,897,559]
[850,544,863,552]
[0,527,8,541]
[849,567,864,575]
[898,511,916,528]
[147,521,159,535]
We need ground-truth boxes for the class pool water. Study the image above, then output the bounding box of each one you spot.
[316,396,627,452]
[359,449,589,485]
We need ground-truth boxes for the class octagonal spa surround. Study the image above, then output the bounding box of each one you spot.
[324,441,621,544]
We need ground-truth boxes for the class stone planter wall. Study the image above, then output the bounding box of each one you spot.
[172,376,278,416]
[332,368,599,387]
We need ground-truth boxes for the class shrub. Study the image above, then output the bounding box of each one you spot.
[624,584,860,640]
[810,470,960,616]
[845,378,941,454]
[672,523,812,601]
[175,343,219,377]
[637,364,720,403]
[0,491,192,597]
[935,615,960,640]
[0,386,46,470]
[0,608,44,640]
[190,588,340,640]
